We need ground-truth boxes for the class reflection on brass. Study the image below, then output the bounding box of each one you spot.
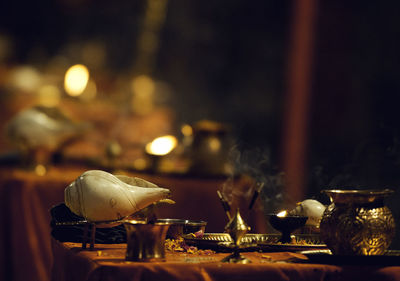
[221,209,252,263]
[123,220,170,262]
[184,233,323,245]
[225,208,251,246]
[320,189,396,255]
[184,233,326,252]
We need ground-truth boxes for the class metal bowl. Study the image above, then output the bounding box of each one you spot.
[268,214,308,243]
[156,219,207,239]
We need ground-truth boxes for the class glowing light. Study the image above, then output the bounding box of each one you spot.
[35,164,47,176]
[10,66,41,92]
[277,210,287,217]
[132,75,155,96]
[64,64,89,96]
[181,124,193,137]
[145,135,177,156]
[133,158,147,170]
[131,75,155,115]
[208,137,221,152]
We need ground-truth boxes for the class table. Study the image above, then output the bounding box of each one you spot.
[0,166,265,281]
[51,240,400,281]
[0,167,84,281]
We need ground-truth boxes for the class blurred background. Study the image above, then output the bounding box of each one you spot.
[1,0,400,243]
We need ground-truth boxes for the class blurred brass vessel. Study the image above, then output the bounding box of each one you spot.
[320,189,395,255]
[188,120,233,176]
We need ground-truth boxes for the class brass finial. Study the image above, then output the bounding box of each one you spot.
[221,208,252,263]
[224,208,250,246]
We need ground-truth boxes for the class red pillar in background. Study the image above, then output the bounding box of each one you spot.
[282,0,317,205]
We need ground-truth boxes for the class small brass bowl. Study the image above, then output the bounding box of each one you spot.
[268,215,308,243]
[156,219,207,239]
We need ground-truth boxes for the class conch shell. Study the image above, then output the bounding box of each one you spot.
[64,170,171,222]
[5,105,88,152]
[288,199,326,227]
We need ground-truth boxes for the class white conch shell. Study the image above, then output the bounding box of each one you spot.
[64,170,171,222]
[289,199,326,226]
[5,105,87,151]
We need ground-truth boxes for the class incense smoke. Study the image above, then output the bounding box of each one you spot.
[222,145,285,215]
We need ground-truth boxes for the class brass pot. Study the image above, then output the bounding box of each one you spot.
[320,189,395,255]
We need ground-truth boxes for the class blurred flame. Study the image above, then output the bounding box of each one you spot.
[277,210,287,217]
[132,75,155,96]
[208,137,221,152]
[35,164,47,176]
[145,135,177,156]
[181,124,193,137]
[133,158,147,170]
[64,64,89,96]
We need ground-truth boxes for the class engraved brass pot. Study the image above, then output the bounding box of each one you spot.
[320,189,395,255]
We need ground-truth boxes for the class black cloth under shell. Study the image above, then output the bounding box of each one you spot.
[50,203,127,244]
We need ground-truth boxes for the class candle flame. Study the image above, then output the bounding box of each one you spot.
[64,64,89,96]
[277,210,287,217]
[145,135,177,156]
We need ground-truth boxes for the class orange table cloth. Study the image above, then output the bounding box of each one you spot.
[0,166,266,281]
[0,167,84,281]
[51,240,400,281]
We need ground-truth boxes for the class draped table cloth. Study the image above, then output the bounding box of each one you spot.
[0,167,84,281]
[51,240,400,281]
[0,166,265,281]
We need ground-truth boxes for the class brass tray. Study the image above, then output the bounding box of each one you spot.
[54,219,125,228]
[183,233,327,252]
[298,249,400,266]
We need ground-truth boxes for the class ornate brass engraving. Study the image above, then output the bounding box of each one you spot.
[320,189,395,255]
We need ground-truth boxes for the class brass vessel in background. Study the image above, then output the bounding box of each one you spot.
[320,189,395,255]
[188,120,233,176]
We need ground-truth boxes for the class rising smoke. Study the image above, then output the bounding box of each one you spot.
[222,144,285,216]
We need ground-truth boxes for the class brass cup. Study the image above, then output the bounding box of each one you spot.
[123,220,171,262]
